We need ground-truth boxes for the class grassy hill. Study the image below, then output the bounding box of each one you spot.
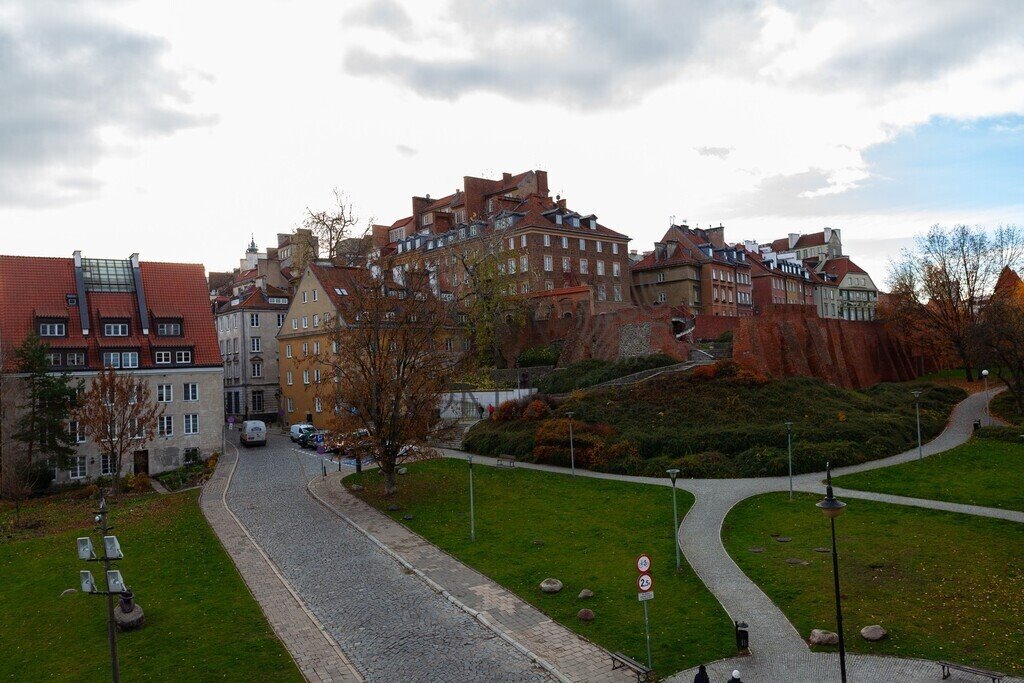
[464,361,966,478]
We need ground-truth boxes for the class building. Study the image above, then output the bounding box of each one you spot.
[768,228,843,262]
[376,170,633,321]
[208,230,318,300]
[821,256,879,320]
[631,224,753,316]
[216,285,291,421]
[0,252,224,483]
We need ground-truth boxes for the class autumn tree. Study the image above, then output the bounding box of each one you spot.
[74,367,163,495]
[304,189,360,261]
[971,276,1024,416]
[887,224,1024,380]
[310,254,465,495]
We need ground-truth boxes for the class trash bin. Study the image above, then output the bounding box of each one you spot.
[734,620,749,651]
[973,419,981,431]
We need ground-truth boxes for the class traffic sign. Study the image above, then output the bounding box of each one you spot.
[228,416,235,424]
[637,573,654,592]
[636,553,652,573]
[638,591,654,602]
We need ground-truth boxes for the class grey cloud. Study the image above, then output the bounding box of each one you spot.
[0,2,215,207]
[345,0,412,34]
[395,143,418,156]
[695,146,733,159]
[715,168,857,218]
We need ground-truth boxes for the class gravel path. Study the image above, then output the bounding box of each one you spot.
[225,435,552,683]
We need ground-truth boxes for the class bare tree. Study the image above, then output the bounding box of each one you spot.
[74,368,163,495]
[304,189,360,261]
[310,254,465,495]
[972,278,1024,416]
[887,224,1024,380]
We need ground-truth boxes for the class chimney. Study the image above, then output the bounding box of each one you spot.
[823,227,832,243]
[129,253,150,334]
[705,225,726,249]
[72,251,90,335]
[535,170,549,197]
[788,233,800,249]
[502,172,512,183]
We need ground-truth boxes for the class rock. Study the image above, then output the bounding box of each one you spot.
[786,558,808,566]
[749,547,765,553]
[397,467,408,475]
[775,536,792,543]
[532,540,544,547]
[60,588,77,597]
[578,589,594,600]
[577,608,595,622]
[860,624,887,641]
[114,603,145,631]
[540,578,563,594]
[809,629,839,646]
[387,504,400,511]
[350,484,364,492]
[813,547,831,554]
[403,515,414,521]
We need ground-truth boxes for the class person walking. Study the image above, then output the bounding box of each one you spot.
[726,669,743,683]
[693,664,710,683]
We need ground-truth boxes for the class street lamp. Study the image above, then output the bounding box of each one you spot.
[982,369,990,425]
[77,497,126,683]
[816,463,847,683]
[467,453,476,541]
[912,389,923,460]
[785,421,794,499]
[566,411,576,477]
[666,469,681,571]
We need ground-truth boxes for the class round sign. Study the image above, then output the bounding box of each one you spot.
[636,554,652,574]
[637,573,654,592]
[227,416,236,424]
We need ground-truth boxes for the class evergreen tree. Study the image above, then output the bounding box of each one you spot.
[12,334,79,468]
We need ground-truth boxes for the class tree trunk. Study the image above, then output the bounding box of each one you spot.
[382,466,397,496]
[964,364,975,382]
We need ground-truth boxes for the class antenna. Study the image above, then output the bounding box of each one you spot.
[670,215,676,226]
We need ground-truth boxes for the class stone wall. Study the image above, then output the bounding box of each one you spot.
[693,314,742,341]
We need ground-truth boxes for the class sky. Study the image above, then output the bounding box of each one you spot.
[1,0,1022,287]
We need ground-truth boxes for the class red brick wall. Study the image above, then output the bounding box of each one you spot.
[694,314,742,341]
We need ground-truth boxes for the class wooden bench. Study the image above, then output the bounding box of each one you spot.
[495,454,516,468]
[610,651,652,682]
[940,660,1005,682]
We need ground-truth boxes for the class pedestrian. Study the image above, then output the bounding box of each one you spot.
[726,669,742,683]
[487,403,494,419]
[693,664,710,683]
[477,403,484,420]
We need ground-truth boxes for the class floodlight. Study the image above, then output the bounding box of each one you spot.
[103,536,123,560]
[106,570,126,593]
[77,537,96,561]
[80,570,97,594]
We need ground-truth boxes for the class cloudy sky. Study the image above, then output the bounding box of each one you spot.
[1,0,1022,285]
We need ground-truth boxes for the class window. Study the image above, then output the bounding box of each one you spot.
[67,352,85,366]
[521,234,527,248]
[507,258,516,274]
[612,243,619,255]
[39,322,66,336]
[598,284,607,301]
[312,289,318,301]
[104,323,129,336]
[251,390,264,413]
[314,397,323,413]
[175,350,192,364]
[46,352,62,367]
[291,318,298,330]
[158,415,174,437]
[277,313,285,327]
[544,234,551,247]
[562,257,571,272]
[546,280,554,291]
[613,285,623,302]
[153,350,171,365]
[101,454,115,477]
[158,384,173,402]
[544,255,553,272]
[121,352,138,368]
[657,272,665,283]
[579,238,586,250]
[184,383,198,401]
[102,352,120,368]
[249,313,259,327]
[285,344,292,358]
[508,237,514,250]
[286,397,294,413]
[521,282,530,294]
[184,414,199,435]
[561,236,569,249]
[580,259,589,274]
[302,316,308,329]
[69,420,86,443]
[69,456,87,480]
[313,369,321,383]
[302,370,310,385]
[157,322,181,336]
[313,341,320,354]
[302,342,308,355]
[332,340,338,353]
[612,262,621,277]
[250,336,261,353]
[596,241,603,253]
[658,292,667,303]
[301,291,308,303]
[445,338,454,351]
[313,314,320,327]
[251,362,262,378]
[520,255,528,272]
[597,261,605,276]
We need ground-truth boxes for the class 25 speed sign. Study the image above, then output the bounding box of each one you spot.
[637,573,654,592]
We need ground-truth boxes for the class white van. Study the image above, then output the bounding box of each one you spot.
[289,423,314,442]
[240,420,267,447]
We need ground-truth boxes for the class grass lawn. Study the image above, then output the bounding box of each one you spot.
[0,489,301,681]
[834,437,1024,511]
[722,492,1024,675]
[991,391,1024,425]
[345,459,735,677]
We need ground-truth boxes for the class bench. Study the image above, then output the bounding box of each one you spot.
[495,454,517,468]
[610,651,652,683]
[940,660,1005,682]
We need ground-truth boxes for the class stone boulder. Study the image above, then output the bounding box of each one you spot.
[114,603,145,631]
[809,629,839,646]
[540,578,563,594]
[577,608,595,622]
[860,624,887,641]
[578,589,594,600]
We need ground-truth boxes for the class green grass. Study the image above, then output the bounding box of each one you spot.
[991,391,1024,425]
[0,490,301,681]
[533,354,678,393]
[723,492,1024,675]
[345,459,734,676]
[834,437,1024,511]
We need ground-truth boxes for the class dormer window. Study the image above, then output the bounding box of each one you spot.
[554,214,563,225]
[589,218,597,229]
[420,213,433,226]
[104,322,129,336]
[156,321,182,336]
[39,321,67,337]
[570,216,580,228]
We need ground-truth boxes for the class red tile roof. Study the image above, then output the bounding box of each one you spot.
[821,256,867,281]
[0,255,220,371]
[215,287,291,314]
[770,232,827,253]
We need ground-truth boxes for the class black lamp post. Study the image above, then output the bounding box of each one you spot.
[912,389,923,460]
[467,453,476,541]
[566,411,576,476]
[666,468,681,571]
[817,463,847,683]
[785,421,794,499]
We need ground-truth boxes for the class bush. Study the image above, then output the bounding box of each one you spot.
[522,400,551,420]
[24,460,54,496]
[124,473,152,493]
[535,354,678,393]
[716,330,734,343]
[493,399,523,423]
[517,345,559,367]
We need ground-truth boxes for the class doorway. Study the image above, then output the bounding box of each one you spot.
[133,450,149,475]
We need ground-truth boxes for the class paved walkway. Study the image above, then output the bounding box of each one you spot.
[200,444,363,683]
[308,473,633,683]
[220,435,552,683]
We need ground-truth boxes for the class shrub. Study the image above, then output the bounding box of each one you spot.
[125,473,152,493]
[716,330,734,343]
[493,399,523,423]
[534,354,677,393]
[22,460,55,496]
[517,345,559,367]
[522,400,551,420]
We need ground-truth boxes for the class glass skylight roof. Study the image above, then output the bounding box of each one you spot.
[81,258,135,292]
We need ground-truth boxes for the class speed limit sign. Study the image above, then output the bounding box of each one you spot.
[636,554,652,573]
[637,573,654,592]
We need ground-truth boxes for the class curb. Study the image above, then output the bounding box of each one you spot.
[305,475,572,683]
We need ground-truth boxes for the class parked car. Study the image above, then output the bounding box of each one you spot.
[289,423,314,442]
[333,429,371,458]
[300,429,329,450]
[240,420,267,447]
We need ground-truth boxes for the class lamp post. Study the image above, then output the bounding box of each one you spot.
[667,469,681,571]
[817,463,847,683]
[982,369,990,425]
[785,421,794,500]
[912,389,923,460]
[566,411,576,477]
[467,453,476,541]
[77,497,125,683]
